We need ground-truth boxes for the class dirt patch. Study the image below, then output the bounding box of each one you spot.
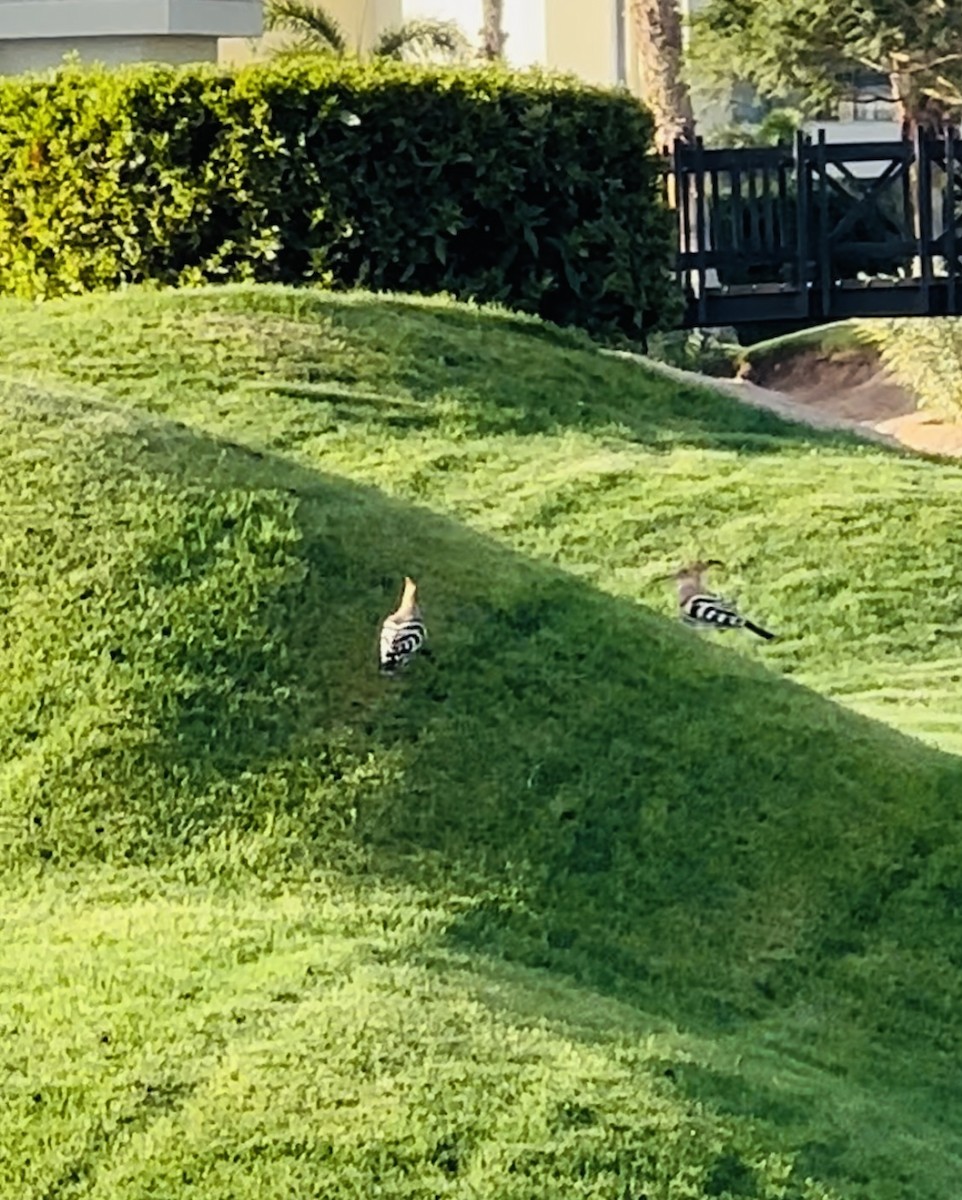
[610,350,903,447]
[743,345,962,457]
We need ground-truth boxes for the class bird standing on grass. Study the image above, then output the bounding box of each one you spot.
[670,560,776,640]
[379,576,428,674]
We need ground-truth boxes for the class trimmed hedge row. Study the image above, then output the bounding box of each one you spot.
[0,59,680,338]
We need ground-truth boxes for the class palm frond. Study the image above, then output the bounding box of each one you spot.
[263,0,348,53]
[373,19,472,63]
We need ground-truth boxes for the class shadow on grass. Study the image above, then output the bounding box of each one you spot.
[301,290,882,454]
[8,386,962,1195]
[3,379,959,1002]
[0,284,883,457]
[42,401,954,1028]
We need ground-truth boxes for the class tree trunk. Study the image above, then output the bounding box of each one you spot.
[889,73,949,280]
[891,72,948,138]
[628,0,694,149]
[479,0,507,61]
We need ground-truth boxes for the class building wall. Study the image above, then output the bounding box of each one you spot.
[0,0,260,71]
[501,0,546,67]
[291,0,403,55]
[0,0,260,39]
[402,0,480,40]
[0,34,220,71]
[544,0,617,86]
[397,0,617,81]
[221,0,619,84]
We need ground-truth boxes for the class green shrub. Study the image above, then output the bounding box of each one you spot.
[857,317,962,416]
[646,326,742,376]
[0,58,679,339]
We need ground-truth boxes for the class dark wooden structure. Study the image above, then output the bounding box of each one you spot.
[668,128,962,329]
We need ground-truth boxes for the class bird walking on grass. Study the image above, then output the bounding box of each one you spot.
[670,559,776,641]
[379,576,428,674]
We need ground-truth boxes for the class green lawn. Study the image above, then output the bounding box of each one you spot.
[2,285,962,1198]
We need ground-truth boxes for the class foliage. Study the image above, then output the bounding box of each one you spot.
[689,0,962,126]
[371,19,471,63]
[263,0,347,53]
[0,59,678,339]
[714,107,805,148]
[3,285,962,1196]
[857,316,962,415]
[646,326,742,375]
[263,0,472,63]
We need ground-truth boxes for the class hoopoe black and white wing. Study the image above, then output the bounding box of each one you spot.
[378,576,428,674]
[379,612,427,673]
[682,593,744,630]
[682,593,775,640]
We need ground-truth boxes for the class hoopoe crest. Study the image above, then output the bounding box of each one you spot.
[670,559,776,641]
[379,576,428,674]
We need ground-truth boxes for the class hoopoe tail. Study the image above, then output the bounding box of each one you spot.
[743,619,776,641]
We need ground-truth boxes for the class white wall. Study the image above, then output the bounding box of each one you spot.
[808,120,902,143]
[401,0,481,33]
[398,0,614,80]
[501,0,546,69]
[397,0,549,68]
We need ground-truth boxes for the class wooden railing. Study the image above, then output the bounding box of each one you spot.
[666,128,962,328]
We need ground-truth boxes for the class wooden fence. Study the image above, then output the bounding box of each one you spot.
[666,128,962,328]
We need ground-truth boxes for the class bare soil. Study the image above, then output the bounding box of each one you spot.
[744,346,962,457]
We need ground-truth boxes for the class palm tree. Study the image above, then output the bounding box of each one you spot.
[627,0,694,148]
[263,0,472,64]
[479,0,507,61]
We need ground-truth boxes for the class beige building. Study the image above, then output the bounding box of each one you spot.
[0,0,261,73]
[222,0,629,90]
[0,0,902,147]
[223,1,899,141]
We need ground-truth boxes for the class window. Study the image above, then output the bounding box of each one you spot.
[825,71,898,123]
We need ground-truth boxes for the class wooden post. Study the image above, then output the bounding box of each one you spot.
[816,129,831,318]
[915,126,934,306]
[676,138,693,302]
[693,136,708,326]
[794,130,810,314]
[947,128,959,314]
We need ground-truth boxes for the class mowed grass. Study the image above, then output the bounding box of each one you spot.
[2,286,962,1197]
[7,871,852,1200]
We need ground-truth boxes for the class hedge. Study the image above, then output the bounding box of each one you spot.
[0,59,680,338]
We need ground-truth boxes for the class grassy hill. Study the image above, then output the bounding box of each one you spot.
[3,286,962,1198]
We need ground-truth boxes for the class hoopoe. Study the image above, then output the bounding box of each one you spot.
[379,576,428,674]
[670,559,776,641]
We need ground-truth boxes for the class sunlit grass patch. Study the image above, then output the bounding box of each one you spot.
[2,285,962,1197]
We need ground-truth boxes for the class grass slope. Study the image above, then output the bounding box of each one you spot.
[1,286,962,1198]
[737,321,873,376]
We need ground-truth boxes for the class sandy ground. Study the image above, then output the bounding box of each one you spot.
[742,348,962,457]
[610,347,962,458]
